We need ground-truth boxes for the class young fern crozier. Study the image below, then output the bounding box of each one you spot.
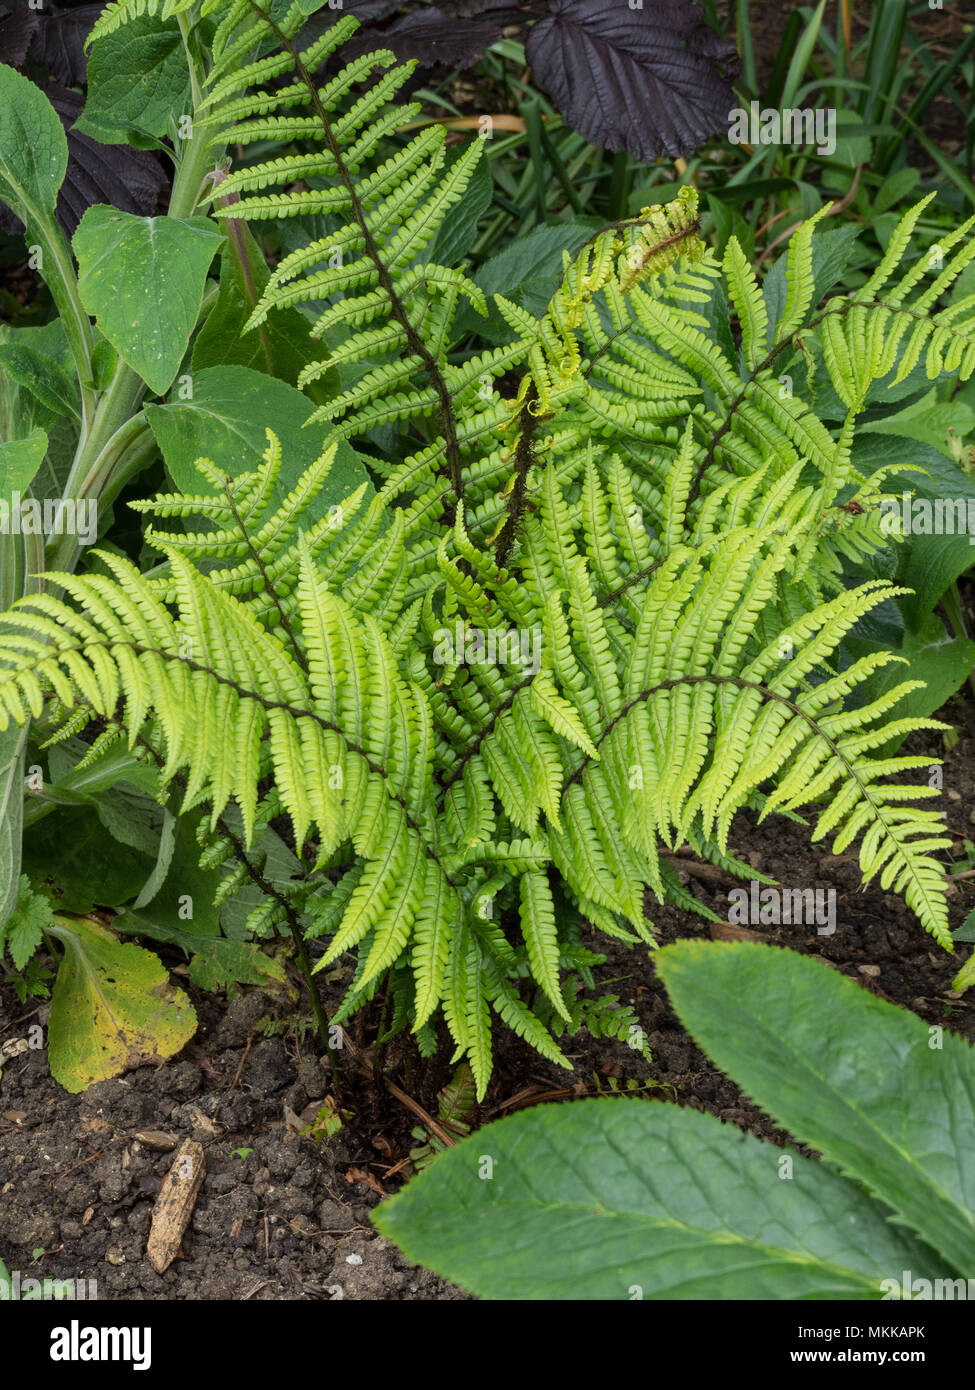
[5,0,973,1092]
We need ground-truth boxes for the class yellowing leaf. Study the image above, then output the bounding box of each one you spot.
[46,916,196,1093]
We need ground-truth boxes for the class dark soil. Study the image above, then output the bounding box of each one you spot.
[1,0,973,1304]
[1,692,973,1301]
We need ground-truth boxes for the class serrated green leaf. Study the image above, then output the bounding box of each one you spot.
[75,13,191,147]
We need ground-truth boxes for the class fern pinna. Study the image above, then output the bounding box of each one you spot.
[4,0,974,1095]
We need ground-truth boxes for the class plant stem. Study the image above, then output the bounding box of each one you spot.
[942,582,975,701]
[172,11,215,220]
[284,915,333,1060]
[52,6,225,572]
[25,213,96,427]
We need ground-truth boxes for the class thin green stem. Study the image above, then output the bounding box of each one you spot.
[25,213,96,427]
[942,583,975,702]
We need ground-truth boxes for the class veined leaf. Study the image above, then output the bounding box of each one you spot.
[657,941,975,1275]
[73,206,223,395]
[46,915,196,1093]
[374,1096,939,1299]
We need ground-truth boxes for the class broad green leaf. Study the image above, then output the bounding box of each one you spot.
[872,166,921,217]
[374,1097,939,1300]
[424,151,492,268]
[75,13,191,148]
[0,345,80,424]
[0,429,48,507]
[858,435,975,624]
[862,387,975,459]
[191,221,337,399]
[1,325,81,499]
[843,608,975,728]
[145,365,373,522]
[46,916,196,1093]
[73,207,224,395]
[706,193,755,261]
[24,739,160,821]
[0,64,67,219]
[112,812,222,937]
[92,780,166,859]
[656,941,975,1276]
[112,812,287,992]
[22,805,155,913]
[831,111,873,168]
[456,219,600,343]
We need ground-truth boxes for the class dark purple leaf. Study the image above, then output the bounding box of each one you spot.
[432,0,513,17]
[345,6,502,66]
[330,0,404,24]
[0,6,40,67]
[28,2,105,87]
[0,85,168,239]
[525,0,740,161]
[53,86,168,234]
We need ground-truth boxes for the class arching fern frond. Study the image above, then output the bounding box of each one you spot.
[0,439,954,1091]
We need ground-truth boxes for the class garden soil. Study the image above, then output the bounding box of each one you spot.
[1,692,973,1301]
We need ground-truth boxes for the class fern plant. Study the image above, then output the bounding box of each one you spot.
[3,0,975,1096]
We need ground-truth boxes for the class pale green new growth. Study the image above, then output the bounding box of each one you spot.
[7,0,969,1094]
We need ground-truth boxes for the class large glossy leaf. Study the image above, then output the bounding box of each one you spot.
[145,365,373,521]
[73,206,223,394]
[374,1096,940,1300]
[656,941,975,1276]
[46,915,196,1093]
[525,0,739,162]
